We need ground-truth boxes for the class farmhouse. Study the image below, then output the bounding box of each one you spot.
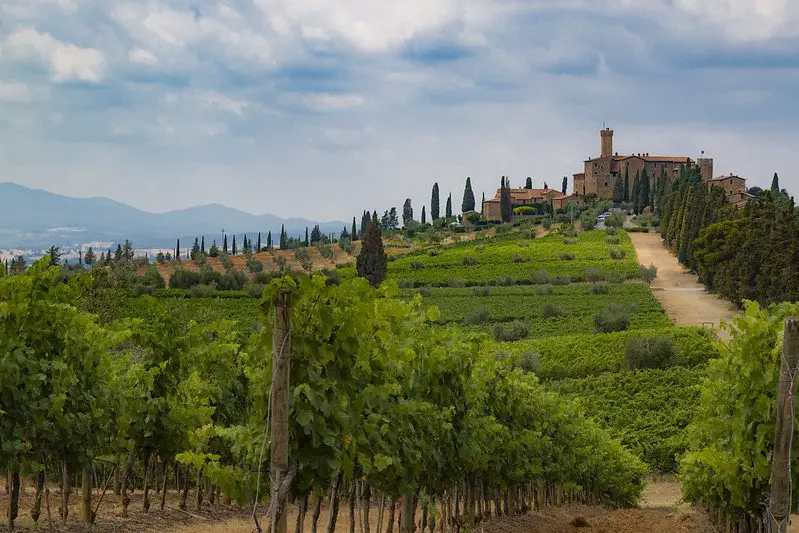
[481,187,582,221]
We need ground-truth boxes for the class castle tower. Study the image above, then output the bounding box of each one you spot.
[600,128,614,158]
[698,155,714,182]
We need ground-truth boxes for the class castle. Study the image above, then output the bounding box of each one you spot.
[573,128,749,206]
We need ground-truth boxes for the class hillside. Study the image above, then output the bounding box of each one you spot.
[0,182,345,249]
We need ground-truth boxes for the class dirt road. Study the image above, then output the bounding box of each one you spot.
[629,232,738,338]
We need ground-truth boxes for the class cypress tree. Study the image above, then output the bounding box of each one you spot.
[771,172,780,193]
[280,225,287,249]
[267,231,272,249]
[191,238,200,260]
[623,166,630,202]
[562,176,568,194]
[612,175,624,204]
[360,211,370,237]
[421,206,427,224]
[351,217,358,241]
[84,246,96,266]
[257,232,261,252]
[500,176,512,223]
[632,170,641,214]
[356,218,387,287]
[201,236,205,254]
[639,169,651,212]
[445,194,452,219]
[223,235,228,254]
[462,177,476,212]
[305,227,309,246]
[243,234,249,253]
[431,183,440,221]
[525,177,532,189]
[402,199,413,227]
[232,235,237,255]
[176,239,180,259]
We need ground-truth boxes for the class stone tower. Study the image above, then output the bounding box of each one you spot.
[600,128,614,158]
[698,156,714,182]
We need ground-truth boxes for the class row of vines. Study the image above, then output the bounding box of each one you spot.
[0,260,646,530]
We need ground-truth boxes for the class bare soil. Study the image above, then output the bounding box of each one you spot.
[629,232,738,340]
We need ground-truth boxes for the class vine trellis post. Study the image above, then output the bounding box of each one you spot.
[270,287,292,533]
[768,317,799,533]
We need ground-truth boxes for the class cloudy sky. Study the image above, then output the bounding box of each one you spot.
[1,0,797,221]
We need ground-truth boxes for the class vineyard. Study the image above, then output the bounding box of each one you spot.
[4,220,797,533]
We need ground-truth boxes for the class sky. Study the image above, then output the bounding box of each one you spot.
[1,0,798,221]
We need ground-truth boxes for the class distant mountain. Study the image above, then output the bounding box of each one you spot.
[0,182,347,250]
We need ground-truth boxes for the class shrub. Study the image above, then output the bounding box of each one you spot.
[220,253,233,269]
[464,309,492,325]
[218,269,246,290]
[609,248,626,260]
[535,285,554,295]
[397,279,415,289]
[448,278,467,288]
[563,228,578,237]
[472,286,491,297]
[475,244,485,253]
[517,350,541,374]
[317,243,334,259]
[518,241,529,248]
[606,272,625,284]
[605,228,618,236]
[189,283,216,298]
[493,321,530,342]
[639,263,658,284]
[275,255,287,269]
[139,265,165,290]
[580,213,596,231]
[494,276,516,286]
[542,303,564,318]
[245,282,265,298]
[551,274,572,285]
[417,286,433,297]
[135,284,155,296]
[542,218,553,229]
[294,247,309,261]
[247,257,264,273]
[559,253,575,261]
[650,215,660,227]
[555,214,571,224]
[323,269,341,286]
[410,261,425,270]
[531,270,551,285]
[339,238,355,255]
[593,303,634,333]
[605,236,620,245]
[585,267,605,283]
[512,254,530,263]
[465,212,482,224]
[387,255,397,262]
[513,206,537,216]
[563,237,578,245]
[624,336,676,370]
[627,227,650,233]
[605,212,626,228]
[590,284,610,294]
[428,232,444,244]
[523,229,537,239]
[462,256,478,266]
[495,223,513,235]
[169,268,201,289]
[429,249,441,257]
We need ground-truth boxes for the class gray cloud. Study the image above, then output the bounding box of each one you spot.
[0,0,797,221]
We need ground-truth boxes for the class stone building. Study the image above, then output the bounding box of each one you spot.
[482,188,582,221]
[572,128,714,198]
[708,174,753,207]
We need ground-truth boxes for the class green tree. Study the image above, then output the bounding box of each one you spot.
[356,219,387,286]
[351,217,358,241]
[445,193,453,219]
[311,225,322,243]
[431,182,440,221]
[638,169,650,212]
[525,177,533,189]
[123,240,135,260]
[462,177,475,212]
[612,175,624,204]
[632,171,641,214]
[232,235,237,255]
[403,198,413,227]
[201,236,206,255]
[500,176,512,223]
[46,245,61,267]
[115,244,124,262]
[257,232,261,252]
[305,227,310,247]
[624,166,630,202]
[771,172,780,193]
[280,225,287,249]
[191,238,200,260]
[562,176,568,194]
[267,231,273,249]
[222,235,228,254]
[421,205,426,224]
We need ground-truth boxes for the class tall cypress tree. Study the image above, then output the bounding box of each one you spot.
[462,177,475,212]
[267,231,272,249]
[280,225,287,249]
[632,170,641,214]
[639,169,650,212]
[257,232,261,252]
[624,166,630,202]
[771,172,780,193]
[223,235,228,254]
[562,176,568,194]
[232,235,237,254]
[305,227,309,247]
[201,236,205,254]
[445,194,453,219]
[612,176,624,204]
[356,218,387,287]
[176,239,180,259]
[500,176,512,223]
[525,177,533,189]
[402,198,413,227]
[431,183,440,221]
[351,217,358,241]
[421,206,427,224]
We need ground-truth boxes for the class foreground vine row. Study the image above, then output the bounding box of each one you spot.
[0,260,645,530]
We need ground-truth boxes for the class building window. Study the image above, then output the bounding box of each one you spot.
[604,182,608,187]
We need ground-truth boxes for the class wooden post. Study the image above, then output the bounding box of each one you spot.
[81,465,92,523]
[768,317,799,533]
[271,288,292,533]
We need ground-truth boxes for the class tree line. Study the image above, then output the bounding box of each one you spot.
[658,166,797,306]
